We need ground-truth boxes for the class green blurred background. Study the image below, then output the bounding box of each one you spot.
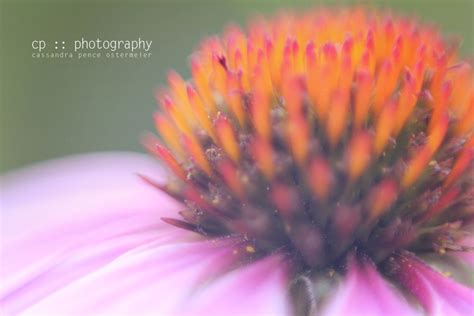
[1,0,472,172]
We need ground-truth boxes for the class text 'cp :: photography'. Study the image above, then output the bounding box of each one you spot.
[31,37,153,60]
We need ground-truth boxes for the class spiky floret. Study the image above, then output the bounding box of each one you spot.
[144,9,473,271]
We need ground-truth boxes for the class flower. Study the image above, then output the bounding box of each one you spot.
[2,8,474,316]
[1,153,290,315]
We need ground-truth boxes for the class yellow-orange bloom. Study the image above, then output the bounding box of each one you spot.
[145,8,473,269]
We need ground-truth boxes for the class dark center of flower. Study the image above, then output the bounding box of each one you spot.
[143,9,473,277]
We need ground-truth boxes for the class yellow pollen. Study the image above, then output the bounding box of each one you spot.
[245,245,256,253]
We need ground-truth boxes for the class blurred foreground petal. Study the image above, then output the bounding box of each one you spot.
[18,236,252,315]
[322,258,420,316]
[451,236,474,267]
[392,252,474,316]
[1,153,187,314]
[180,255,291,315]
[0,152,292,315]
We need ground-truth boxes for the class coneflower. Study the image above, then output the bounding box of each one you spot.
[143,8,473,314]
[2,8,473,316]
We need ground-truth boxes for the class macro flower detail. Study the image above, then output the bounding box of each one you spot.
[1,8,473,316]
[144,8,474,314]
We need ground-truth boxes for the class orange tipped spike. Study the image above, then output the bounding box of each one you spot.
[246,41,258,87]
[271,183,299,217]
[346,131,372,180]
[428,82,451,134]
[340,36,355,90]
[168,71,188,101]
[216,116,240,163]
[288,113,309,166]
[391,36,403,79]
[305,41,320,115]
[265,36,284,90]
[218,160,245,199]
[361,45,376,75]
[429,54,448,103]
[426,111,449,153]
[226,26,246,53]
[402,146,432,188]
[212,53,229,99]
[365,29,375,55]
[251,137,274,180]
[322,42,338,63]
[168,71,196,126]
[455,94,474,136]
[249,50,270,94]
[142,134,186,181]
[291,39,304,74]
[327,90,350,148]
[421,187,461,223]
[394,71,418,134]
[444,136,474,188]
[282,40,294,79]
[282,76,304,118]
[251,73,272,141]
[256,49,274,94]
[190,56,216,114]
[374,99,397,155]
[225,25,248,72]
[161,95,192,135]
[312,42,340,120]
[368,179,398,219]
[154,113,184,157]
[450,63,472,117]
[381,19,395,58]
[183,135,212,176]
[187,85,217,141]
[373,59,397,115]
[353,70,373,129]
[412,59,426,93]
[308,158,333,201]
[181,186,228,219]
[225,73,246,127]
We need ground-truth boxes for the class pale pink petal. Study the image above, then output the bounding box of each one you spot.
[0,152,194,314]
[19,237,250,315]
[180,255,291,315]
[451,236,474,267]
[453,251,474,266]
[322,258,420,316]
[393,252,474,316]
[1,152,292,316]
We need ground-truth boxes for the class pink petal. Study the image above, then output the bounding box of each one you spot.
[19,237,252,315]
[453,251,474,267]
[179,255,291,315]
[392,252,474,316]
[1,152,292,316]
[0,153,192,314]
[322,257,420,316]
[451,235,474,267]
